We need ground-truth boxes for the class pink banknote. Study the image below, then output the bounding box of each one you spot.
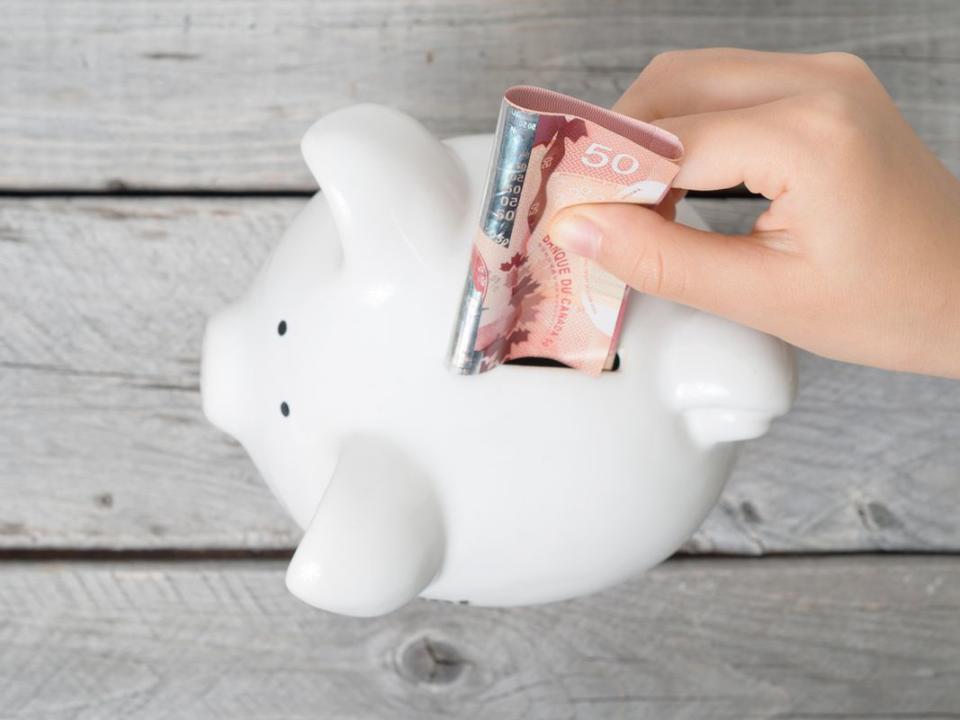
[448,86,683,375]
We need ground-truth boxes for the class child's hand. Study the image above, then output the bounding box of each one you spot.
[550,49,960,378]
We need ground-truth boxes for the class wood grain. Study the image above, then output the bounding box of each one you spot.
[2,197,958,552]
[3,0,959,190]
[0,199,297,549]
[0,556,957,718]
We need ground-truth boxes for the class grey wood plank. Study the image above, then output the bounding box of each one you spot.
[2,197,959,552]
[1,199,300,549]
[2,0,959,189]
[0,556,957,719]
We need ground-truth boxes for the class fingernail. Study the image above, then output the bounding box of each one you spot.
[551,214,601,259]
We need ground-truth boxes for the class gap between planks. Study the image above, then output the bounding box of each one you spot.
[0,549,955,564]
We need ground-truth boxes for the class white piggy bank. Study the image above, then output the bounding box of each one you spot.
[202,104,795,617]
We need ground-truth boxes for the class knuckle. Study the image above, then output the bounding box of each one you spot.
[793,90,864,148]
[814,51,881,92]
[817,51,872,77]
[815,89,858,124]
[645,48,730,75]
[647,49,678,68]
[642,49,683,78]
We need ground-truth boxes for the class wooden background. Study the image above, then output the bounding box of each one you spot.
[2,1,959,717]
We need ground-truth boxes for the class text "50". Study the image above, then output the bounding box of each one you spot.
[580,143,640,175]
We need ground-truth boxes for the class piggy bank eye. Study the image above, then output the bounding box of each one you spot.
[280,402,290,417]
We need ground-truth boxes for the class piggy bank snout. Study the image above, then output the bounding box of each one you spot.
[201,308,248,438]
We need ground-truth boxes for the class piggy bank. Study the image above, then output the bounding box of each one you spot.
[201,104,795,617]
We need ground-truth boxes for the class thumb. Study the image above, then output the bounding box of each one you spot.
[549,203,789,327]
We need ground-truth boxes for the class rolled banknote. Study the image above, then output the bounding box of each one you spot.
[448,86,683,375]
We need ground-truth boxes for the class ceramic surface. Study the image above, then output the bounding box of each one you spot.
[202,104,796,617]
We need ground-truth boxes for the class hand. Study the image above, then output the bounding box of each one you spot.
[549,49,960,378]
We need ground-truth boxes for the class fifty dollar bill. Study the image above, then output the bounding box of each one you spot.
[448,86,683,375]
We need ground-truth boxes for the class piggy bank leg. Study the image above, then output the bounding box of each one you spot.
[285,438,445,617]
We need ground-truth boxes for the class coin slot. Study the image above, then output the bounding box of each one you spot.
[505,354,620,372]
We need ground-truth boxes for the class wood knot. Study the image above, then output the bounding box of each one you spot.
[398,636,466,686]
[94,493,114,509]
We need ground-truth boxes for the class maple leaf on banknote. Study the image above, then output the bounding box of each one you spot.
[517,290,544,326]
[507,328,529,346]
[480,322,534,367]
[499,252,527,272]
[481,334,509,367]
[509,274,540,309]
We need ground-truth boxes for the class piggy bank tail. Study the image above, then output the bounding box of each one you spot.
[660,305,796,447]
[285,437,445,617]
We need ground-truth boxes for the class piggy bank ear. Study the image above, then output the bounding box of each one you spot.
[301,104,469,267]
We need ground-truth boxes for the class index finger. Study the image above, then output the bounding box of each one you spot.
[614,48,859,122]
[652,96,809,199]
